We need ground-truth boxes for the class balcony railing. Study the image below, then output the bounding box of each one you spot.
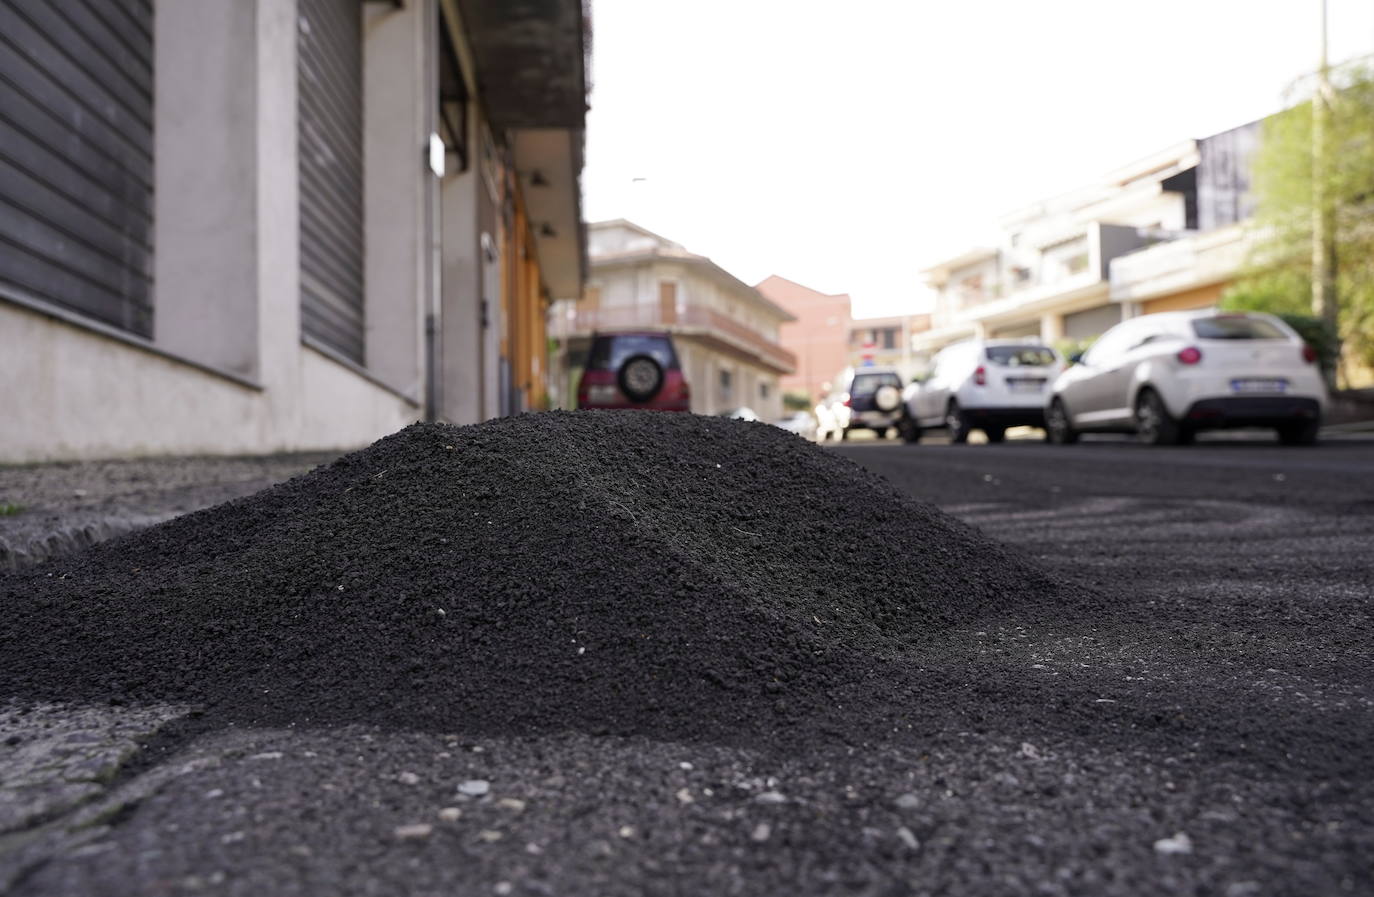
[561,303,796,373]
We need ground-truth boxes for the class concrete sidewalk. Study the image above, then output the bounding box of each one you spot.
[0,453,335,570]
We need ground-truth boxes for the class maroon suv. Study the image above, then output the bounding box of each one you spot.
[576,331,691,411]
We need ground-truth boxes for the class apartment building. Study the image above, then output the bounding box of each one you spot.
[0,0,589,462]
[550,221,796,420]
[917,121,1260,358]
[755,275,851,405]
[847,314,931,381]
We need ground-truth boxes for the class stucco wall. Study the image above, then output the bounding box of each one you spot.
[1,302,418,463]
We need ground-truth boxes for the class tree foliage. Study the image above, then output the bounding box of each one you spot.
[1223,61,1374,381]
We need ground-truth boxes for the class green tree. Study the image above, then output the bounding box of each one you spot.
[1223,61,1374,386]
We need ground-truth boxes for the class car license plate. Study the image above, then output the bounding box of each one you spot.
[1230,378,1287,394]
[587,385,620,403]
[1008,379,1044,393]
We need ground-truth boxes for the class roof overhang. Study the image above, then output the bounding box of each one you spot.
[454,0,588,130]
[513,129,585,298]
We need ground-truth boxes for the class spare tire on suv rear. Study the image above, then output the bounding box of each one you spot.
[873,384,901,413]
[617,354,665,402]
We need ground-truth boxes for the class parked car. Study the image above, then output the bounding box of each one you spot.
[839,368,907,440]
[773,411,818,442]
[1045,311,1326,446]
[723,407,759,422]
[905,340,1063,443]
[814,397,846,442]
[576,331,691,411]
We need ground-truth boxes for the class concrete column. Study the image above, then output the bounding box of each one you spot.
[153,0,301,439]
[1039,312,1064,344]
[440,160,482,425]
[362,0,432,401]
[153,0,262,380]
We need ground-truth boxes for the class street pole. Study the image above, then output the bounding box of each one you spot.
[1311,0,1339,389]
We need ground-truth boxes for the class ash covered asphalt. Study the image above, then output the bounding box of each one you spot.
[2,414,1372,896]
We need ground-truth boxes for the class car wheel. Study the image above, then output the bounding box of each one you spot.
[946,401,970,444]
[616,354,664,403]
[983,426,1006,443]
[1134,388,1182,446]
[840,427,851,441]
[1277,419,1320,446]
[1046,399,1078,444]
[900,418,922,444]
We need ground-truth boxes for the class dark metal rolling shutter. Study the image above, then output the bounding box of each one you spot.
[0,0,154,337]
[298,0,365,365]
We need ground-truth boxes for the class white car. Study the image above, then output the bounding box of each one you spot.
[1046,310,1327,446]
[773,411,818,442]
[904,340,1063,443]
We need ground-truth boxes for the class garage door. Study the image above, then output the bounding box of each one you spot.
[1063,304,1123,341]
[0,0,154,337]
[298,0,365,364]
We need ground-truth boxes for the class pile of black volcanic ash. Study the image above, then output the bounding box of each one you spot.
[0,411,1079,742]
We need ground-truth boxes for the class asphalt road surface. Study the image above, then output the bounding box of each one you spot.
[3,433,1372,896]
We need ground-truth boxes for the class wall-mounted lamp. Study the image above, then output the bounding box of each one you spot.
[539,223,557,238]
[529,170,549,187]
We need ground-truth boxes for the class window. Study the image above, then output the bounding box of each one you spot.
[587,334,678,370]
[759,382,770,399]
[658,280,677,323]
[718,368,733,401]
[985,346,1057,367]
[1191,316,1286,340]
[850,372,903,396]
[880,328,897,350]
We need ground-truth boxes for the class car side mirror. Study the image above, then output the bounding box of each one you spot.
[1068,351,1084,365]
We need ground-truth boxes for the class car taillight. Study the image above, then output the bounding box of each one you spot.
[1301,344,1317,364]
[841,393,851,407]
[972,366,986,386]
[1176,346,1202,365]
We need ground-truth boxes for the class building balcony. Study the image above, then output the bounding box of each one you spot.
[557,302,797,374]
[1108,224,1247,303]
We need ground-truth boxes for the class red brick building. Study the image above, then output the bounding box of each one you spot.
[755,275,852,404]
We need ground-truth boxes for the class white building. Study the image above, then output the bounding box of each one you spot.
[0,0,589,463]
[917,121,1261,359]
[551,221,796,420]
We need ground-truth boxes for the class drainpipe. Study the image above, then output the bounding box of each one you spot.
[423,0,442,422]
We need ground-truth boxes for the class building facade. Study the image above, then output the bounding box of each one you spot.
[754,275,851,406]
[847,314,931,382]
[916,121,1261,361]
[551,221,796,420]
[0,0,589,462]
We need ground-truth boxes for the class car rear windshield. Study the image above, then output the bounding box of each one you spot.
[587,334,679,370]
[1190,317,1286,340]
[850,372,902,395]
[984,345,1057,367]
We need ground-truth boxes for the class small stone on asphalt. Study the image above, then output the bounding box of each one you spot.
[458,779,490,796]
[1154,832,1193,855]
[394,823,433,840]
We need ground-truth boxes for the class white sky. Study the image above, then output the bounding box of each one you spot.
[581,0,1374,318]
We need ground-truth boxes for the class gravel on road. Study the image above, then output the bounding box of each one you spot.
[1,417,1371,896]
